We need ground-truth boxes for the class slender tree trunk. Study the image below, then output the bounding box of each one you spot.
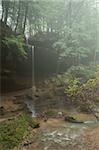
[94,1,98,65]
[10,0,16,29]
[42,17,45,32]
[1,0,4,21]
[47,23,50,33]
[93,1,99,65]
[23,2,28,34]
[14,0,21,33]
[50,23,53,33]
[4,9,8,24]
[4,1,9,24]
[68,0,72,36]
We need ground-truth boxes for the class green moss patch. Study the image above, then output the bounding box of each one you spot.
[0,114,29,150]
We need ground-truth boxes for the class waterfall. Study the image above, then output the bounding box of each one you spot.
[31,45,36,92]
[25,36,36,117]
[25,96,36,117]
[25,36,36,91]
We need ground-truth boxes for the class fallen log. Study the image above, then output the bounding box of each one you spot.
[64,116,84,123]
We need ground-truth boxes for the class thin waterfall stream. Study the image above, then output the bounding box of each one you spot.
[31,45,36,93]
[25,37,36,117]
[25,96,36,117]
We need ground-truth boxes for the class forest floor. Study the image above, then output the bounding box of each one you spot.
[84,127,99,150]
[1,95,99,150]
[1,87,99,150]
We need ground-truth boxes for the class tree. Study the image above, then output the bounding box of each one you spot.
[1,0,10,24]
[65,77,99,120]
[0,0,98,75]
[22,2,28,34]
[14,0,21,33]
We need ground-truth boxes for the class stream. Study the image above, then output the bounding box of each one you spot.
[23,97,99,150]
[23,118,99,150]
[1,92,99,150]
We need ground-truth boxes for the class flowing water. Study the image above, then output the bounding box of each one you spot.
[26,36,36,91]
[24,97,36,117]
[11,87,98,150]
[31,45,36,92]
[23,117,99,150]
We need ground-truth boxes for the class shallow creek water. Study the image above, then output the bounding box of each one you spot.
[24,97,99,150]
[22,116,99,150]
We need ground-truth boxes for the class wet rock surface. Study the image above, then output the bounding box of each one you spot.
[41,128,84,149]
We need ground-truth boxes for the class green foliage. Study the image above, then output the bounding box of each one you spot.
[4,35,27,59]
[50,73,72,86]
[0,114,28,150]
[53,41,66,52]
[82,79,97,90]
[2,0,98,65]
[65,77,97,98]
[1,0,99,75]
[64,66,99,113]
[67,65,96,80]
[65,78,80,97]
[1,0,99,92]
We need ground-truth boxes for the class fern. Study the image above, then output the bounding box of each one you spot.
[4,35,27,59]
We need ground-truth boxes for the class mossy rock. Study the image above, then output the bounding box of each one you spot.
[64,116,84,123]
[30,118,40,128]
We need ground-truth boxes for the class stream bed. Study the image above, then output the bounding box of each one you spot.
[22,117,99,150]
[1,92,99,150]
[22,95,99,150]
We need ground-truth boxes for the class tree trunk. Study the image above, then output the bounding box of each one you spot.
[42,17,45,32]
[10,0,16,29]
[23,2,28,34]
[4,1,9,24]
[1,0,4,21]
[94,1,98,65]
[14,0,21,33]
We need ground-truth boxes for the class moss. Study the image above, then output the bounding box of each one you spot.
[30,118,40,128]
[0,113,29,150]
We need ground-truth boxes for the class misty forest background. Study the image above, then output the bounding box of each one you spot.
[1,1,99,149]
[0,0,99,93]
